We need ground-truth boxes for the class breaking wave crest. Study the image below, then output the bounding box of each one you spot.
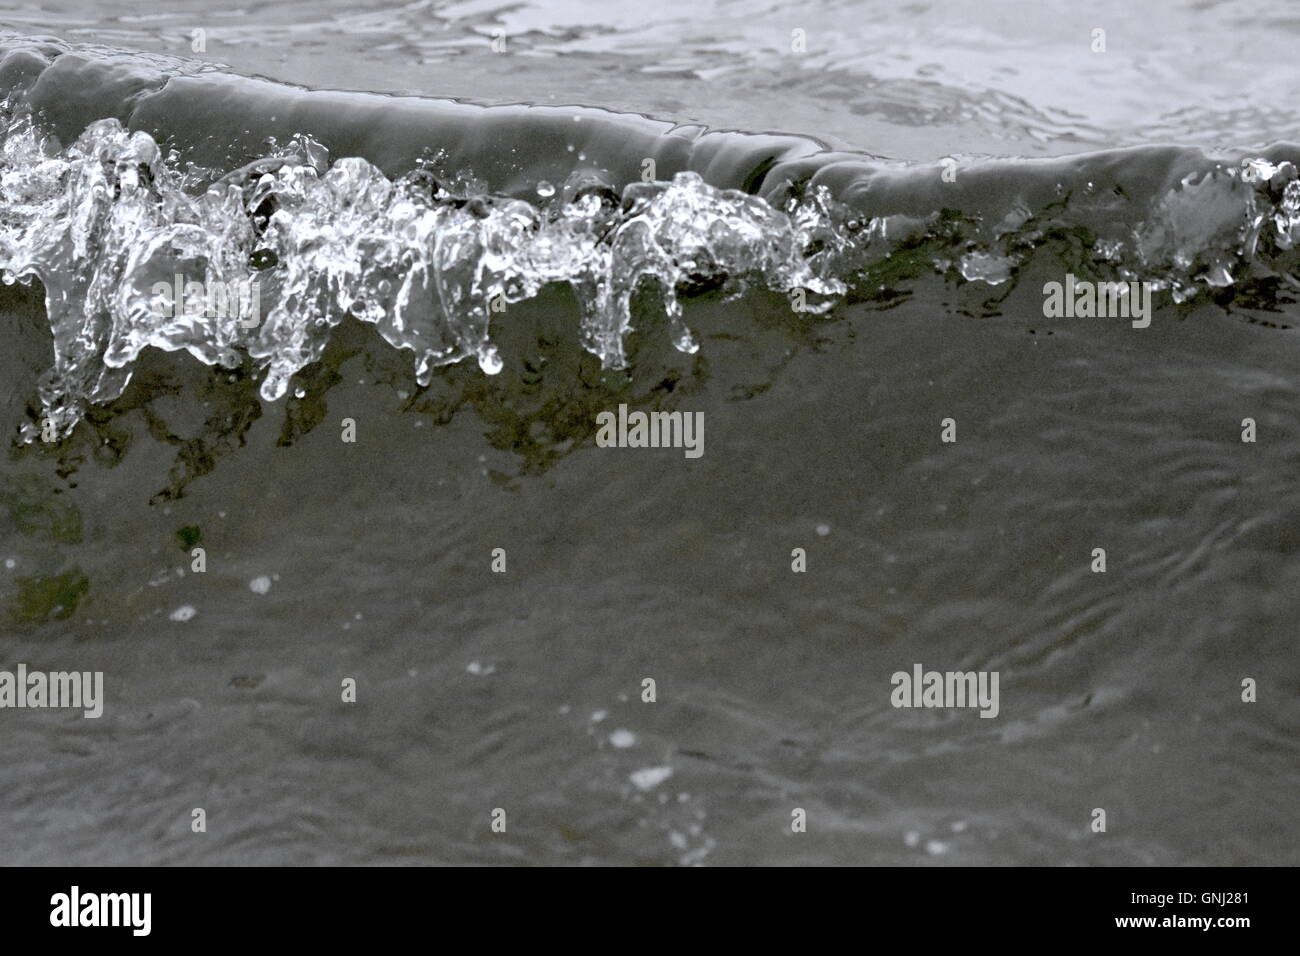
[1,37,1300,440]
[0,111,853,439]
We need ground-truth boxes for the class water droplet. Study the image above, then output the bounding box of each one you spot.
[478,346,503,375]
[671,325,699,354]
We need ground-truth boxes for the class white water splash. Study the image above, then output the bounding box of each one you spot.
[0,114,848,438]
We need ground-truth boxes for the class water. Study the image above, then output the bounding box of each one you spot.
[0,2,1297,866]
[4,0,1299,154]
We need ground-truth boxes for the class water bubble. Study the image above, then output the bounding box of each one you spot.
[629,766,673,791]
[170,605,197,622]
[536,180,555,198]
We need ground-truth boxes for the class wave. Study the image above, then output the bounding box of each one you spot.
[1,33,1299,440]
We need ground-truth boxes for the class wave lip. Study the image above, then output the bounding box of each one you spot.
[8,33,1297,211]
[0,33,833,201]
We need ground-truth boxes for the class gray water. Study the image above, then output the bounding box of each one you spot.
[0,0,1297,866]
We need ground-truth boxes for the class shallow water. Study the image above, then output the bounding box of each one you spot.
[0,2,1297,866]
